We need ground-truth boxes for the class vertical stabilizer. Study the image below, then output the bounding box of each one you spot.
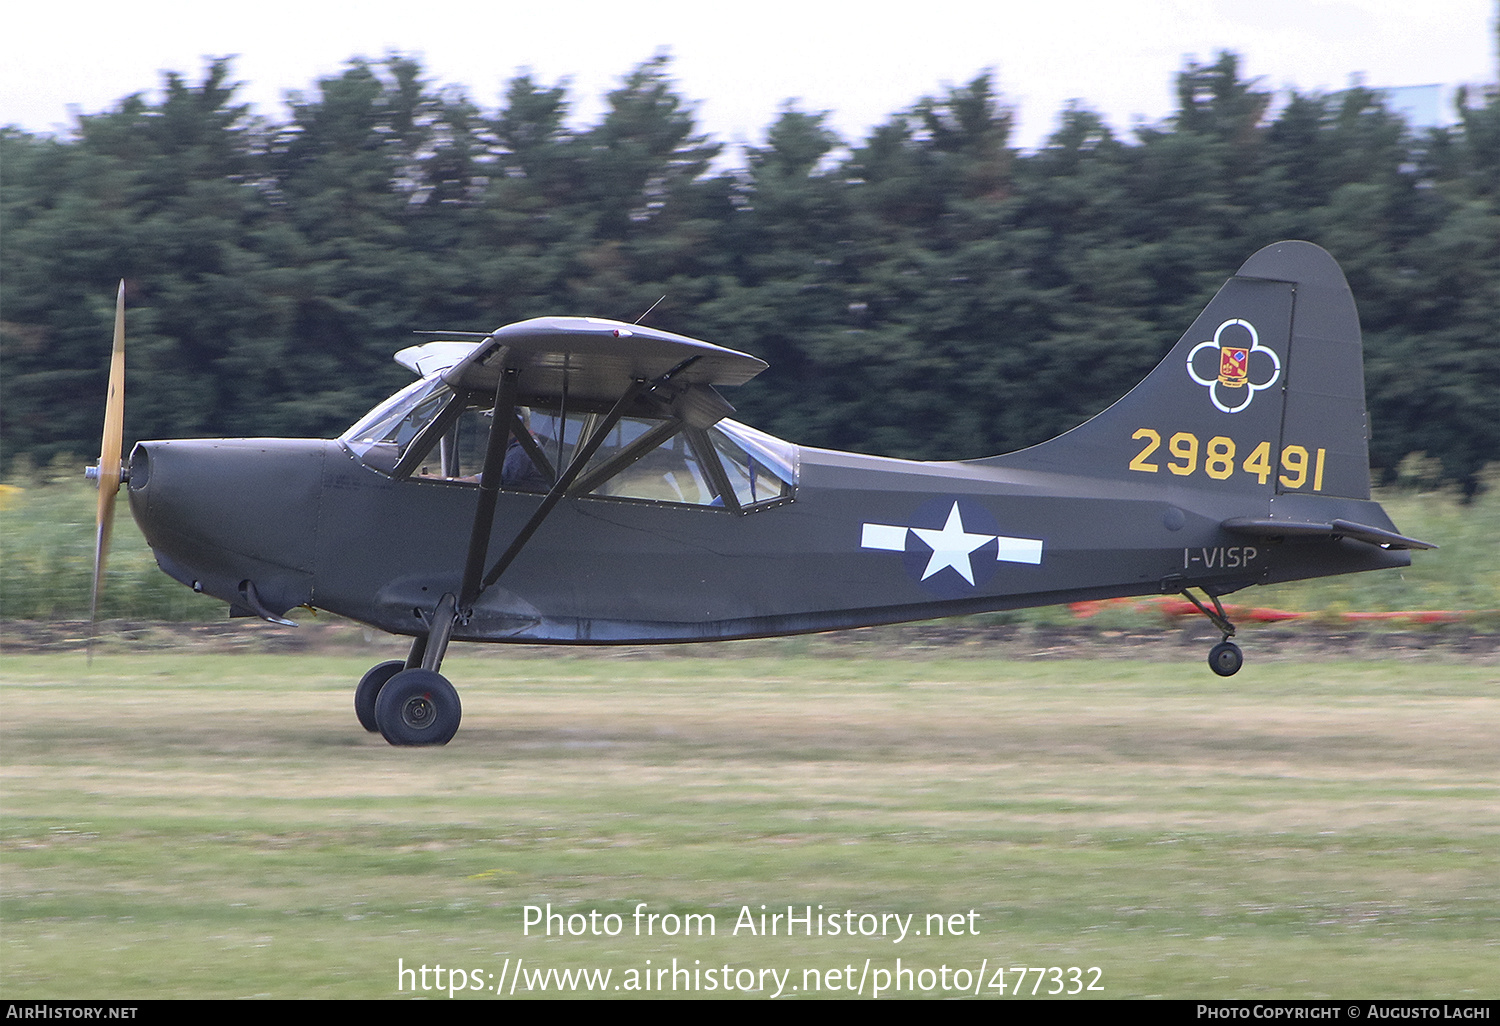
[987,241,1371,501]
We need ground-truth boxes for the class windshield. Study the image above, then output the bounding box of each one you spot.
[341,376,455,475]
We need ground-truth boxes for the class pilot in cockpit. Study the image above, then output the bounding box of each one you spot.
[502,407,551,493]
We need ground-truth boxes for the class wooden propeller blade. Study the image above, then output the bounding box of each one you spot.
[89,281,126,656]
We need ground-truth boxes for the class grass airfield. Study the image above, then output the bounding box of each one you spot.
[2,639,1497,999]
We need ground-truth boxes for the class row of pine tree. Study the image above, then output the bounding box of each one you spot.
[2,51,1496,490]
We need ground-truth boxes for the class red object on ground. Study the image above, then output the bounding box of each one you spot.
[1067,596,1475,624]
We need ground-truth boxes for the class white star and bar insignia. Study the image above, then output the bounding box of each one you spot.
[861,500,1043,588]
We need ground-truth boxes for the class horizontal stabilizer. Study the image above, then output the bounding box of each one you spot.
[1222,517,1436,550]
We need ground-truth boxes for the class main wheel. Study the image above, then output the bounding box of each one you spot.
[374,668,462,746]
[1208,641,1244,677]
[355,660,406,732]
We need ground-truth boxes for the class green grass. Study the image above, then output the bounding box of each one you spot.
[2,651,1496,998]
[1252,481,1500,615]
[0,468,222,621]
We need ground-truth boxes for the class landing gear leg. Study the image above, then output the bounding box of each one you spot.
[1181,589,1244,676]
[404,633,427,670]
[374,593,463,746]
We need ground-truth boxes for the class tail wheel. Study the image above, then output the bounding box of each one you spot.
[1208,641,1244,677]
[374,668,462,746]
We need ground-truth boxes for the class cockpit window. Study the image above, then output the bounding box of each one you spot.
[341,377,796,510]
[709,421,796,507]
[576,417,717,505]
[341,377,455,475]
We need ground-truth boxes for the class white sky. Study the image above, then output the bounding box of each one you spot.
[2,0,1495,153]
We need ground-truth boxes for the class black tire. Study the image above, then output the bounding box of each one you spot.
[1208,641,1244,677]
[355,660,406,732]
[374,668,462,746]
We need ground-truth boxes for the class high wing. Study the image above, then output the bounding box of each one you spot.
[395,340,482,377]
[404,316,767,401]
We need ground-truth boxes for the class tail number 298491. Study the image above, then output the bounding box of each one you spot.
[1129,429,1326,491]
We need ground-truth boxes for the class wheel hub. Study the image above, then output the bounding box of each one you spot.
[401,694,435,729]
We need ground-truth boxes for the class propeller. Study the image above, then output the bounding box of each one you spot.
[86,281,127,659]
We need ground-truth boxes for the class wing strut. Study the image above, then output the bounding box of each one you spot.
[470,377,650,606]
[469,355,703,608]
[457,365,519,610]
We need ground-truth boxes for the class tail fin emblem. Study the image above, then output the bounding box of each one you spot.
[1187,319,1281,413]
[1218,345,1249,388]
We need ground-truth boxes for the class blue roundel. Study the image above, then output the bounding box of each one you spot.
[900,497,1003,599]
